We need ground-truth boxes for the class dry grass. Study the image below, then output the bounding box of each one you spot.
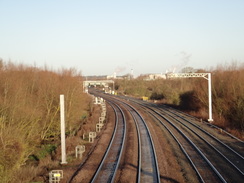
[0,61,91,182]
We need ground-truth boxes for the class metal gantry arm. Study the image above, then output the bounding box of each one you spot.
[167,73,213,122]
[167,73,208,79]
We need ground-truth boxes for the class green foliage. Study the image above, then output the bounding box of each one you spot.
[36,144,57,160]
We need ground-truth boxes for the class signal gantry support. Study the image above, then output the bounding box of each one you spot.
[167,73,213,122]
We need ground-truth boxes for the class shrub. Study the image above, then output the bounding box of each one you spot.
[179,90,201,111]
[0,61,91,182]
[115,62,244,135]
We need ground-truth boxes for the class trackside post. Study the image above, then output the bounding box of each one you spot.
[60,94,67,164]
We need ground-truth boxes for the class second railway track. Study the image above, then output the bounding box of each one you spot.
[125,96,244,183]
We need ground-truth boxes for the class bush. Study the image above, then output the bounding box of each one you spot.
[150,92,164,100]
[0,61,91,182]
[115,62,244,135]
[227,96,244,130]
[179,91,201,111]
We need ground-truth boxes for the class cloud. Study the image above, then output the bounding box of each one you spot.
[114,66,126,73]
[180,51,191,65]
[166,51,192,73]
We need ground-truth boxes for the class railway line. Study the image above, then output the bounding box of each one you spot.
[91,94,160,182]
[68,90,243,182]
[69,90,160,182]
[155,106,244,182]
[91,102,126,183]
[117,100,160,182]
[123,96,244,183]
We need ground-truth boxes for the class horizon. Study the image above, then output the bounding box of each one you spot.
[1,0,244,76]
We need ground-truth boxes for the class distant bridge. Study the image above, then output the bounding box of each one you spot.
[83,80,114,92]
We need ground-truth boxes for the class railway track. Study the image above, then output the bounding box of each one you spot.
[91,101,126,183]
[89,91,160,182]
[69,90,243,182]
[155,106,244,182]
[118,100,160,182]
[124,97,244,183]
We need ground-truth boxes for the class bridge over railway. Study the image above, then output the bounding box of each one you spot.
[83,80,114,92]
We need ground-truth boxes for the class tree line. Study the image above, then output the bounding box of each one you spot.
[115,63,244,137]
[0,61,91,182]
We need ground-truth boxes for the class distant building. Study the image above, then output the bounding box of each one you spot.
[107,72,117,79]
[83,75,107,80]
[107,73,133,80]
[142,73,166,80]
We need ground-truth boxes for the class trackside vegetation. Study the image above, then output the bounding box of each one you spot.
[115,63,244,138]
[0,60,243,182]
[0,61,91,182]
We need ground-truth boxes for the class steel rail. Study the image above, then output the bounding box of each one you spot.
[110,102,127,183]
[159,106,244,176]
[101,96,143,182]
[149,107,227,183]
[147,110,205,183]
[128,105,142,182]
[161,104,244,143]
[127,98,243,182]
[123,97,244,162]
[91,101,126,183]
[117,100,161,183]
[161,106,244,158]
[123,95,243,143]
[94,91,160,182]
[119,98,226,182]
[90,90,142,182]
[90,92,242,182]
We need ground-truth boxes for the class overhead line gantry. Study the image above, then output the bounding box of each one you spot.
[167,73,213,122]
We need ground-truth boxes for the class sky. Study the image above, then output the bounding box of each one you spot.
[0,0,244,76]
